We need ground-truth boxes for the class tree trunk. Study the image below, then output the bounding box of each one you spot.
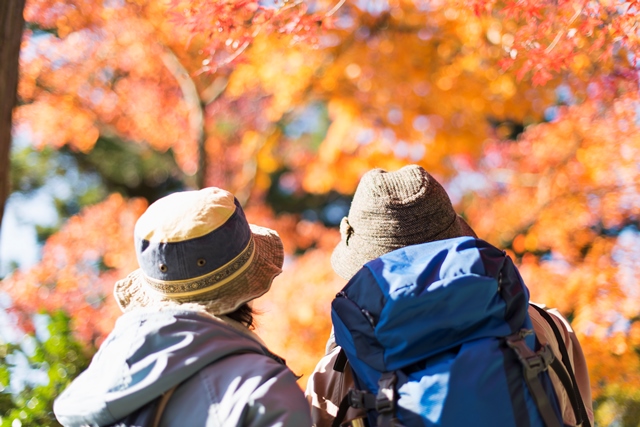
[0,0,26,237]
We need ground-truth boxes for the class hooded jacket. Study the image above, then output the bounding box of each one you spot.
[54,308,311,427]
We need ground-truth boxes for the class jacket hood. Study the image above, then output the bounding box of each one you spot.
[332,236,532,372]
[54,309,271,427]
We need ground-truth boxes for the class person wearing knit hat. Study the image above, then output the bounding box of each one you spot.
[54,187,311,427]
[305,165,593,427]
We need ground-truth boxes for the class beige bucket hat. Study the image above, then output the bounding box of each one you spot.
[331,165,477,280]
[114,187,284,315]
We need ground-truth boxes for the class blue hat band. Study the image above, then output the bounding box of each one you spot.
[136,200,252,281]
[141,237,255,298]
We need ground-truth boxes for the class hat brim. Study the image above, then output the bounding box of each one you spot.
[331,215,477,280]
[114,224,284,315]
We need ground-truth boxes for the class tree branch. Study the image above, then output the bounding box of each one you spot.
[157,47,208,189]
[0,0,26,250]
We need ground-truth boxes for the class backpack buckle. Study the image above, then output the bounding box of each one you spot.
[376,372,397,414]
[347,389,377,410]
[376,395,393,413]
[506,329,554,376]
[347,389,366,409]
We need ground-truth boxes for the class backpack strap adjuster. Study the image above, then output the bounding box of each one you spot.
[376,394,393,414]
[376,372,397,414]
[376,372,407,427]
[347,389,377,410]
[505,329,554,375]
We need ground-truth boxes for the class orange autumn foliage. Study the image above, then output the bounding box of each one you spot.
[2,194,146,346]
[3,0,640,423]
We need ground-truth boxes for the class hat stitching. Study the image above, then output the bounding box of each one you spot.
[135,204,251,282]
[142,237,255,296]
[365,168,426,203]
[428,213,461,241]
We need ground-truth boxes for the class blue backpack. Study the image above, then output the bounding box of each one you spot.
[331,237,588,427]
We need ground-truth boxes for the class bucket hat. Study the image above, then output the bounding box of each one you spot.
[114,187,284,315]
[331,165,477,280]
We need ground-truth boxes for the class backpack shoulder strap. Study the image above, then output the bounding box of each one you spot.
[333,347,349,373]
[152,386,178,427]
[530,303,591,427]
[506,330,563,427]
[332,393,353,427]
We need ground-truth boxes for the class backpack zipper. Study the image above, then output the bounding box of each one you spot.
[336,291,377,328]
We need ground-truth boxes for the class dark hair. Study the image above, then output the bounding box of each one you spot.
[226,303,255,330]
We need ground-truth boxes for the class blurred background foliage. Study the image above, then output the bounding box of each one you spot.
[1,0,639,425]
[0,311,90,427]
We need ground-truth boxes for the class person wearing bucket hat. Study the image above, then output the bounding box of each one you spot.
[304,165,593,427]
[53,187,312,427]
